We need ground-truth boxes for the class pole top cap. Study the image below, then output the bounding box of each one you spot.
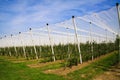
[46,23,49,26]
[19,32,21,34]
[72,16,75,18]
[29,28,32,30]
[89,22,92,24]
[116,3,119,6]
[11,34,13,36]
[66,27,69,29]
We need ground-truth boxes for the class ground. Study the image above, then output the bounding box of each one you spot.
[0,51,120,80]
[94,64,120,80]
[44,53,116,76]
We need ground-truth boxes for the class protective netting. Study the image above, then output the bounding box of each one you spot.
[0,6,119,47]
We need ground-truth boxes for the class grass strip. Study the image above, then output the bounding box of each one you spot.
[67,51,119,80]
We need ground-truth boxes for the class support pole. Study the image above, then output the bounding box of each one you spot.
[5,35,11,56]
[89,22,94,60]
[19,32,27,59]
[46,23,55,62]
[72,16,82,64]
[11,34,18,58]
[116,3,120,63]
[29,28,38,59]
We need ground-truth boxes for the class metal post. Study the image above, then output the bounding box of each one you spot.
[19,32,27,59]
[89,22,94,60]
[72,16,82,64]
[116,3,120,63]
[46,23,56,62]
[11,34,18,57]
[5,35,11,56]
[29,28,38,59]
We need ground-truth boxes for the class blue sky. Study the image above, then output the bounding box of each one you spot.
[0,0,120,36]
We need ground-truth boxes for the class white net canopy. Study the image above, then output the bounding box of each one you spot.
[0,5,119,48]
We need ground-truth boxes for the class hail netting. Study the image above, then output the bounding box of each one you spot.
[0,6,119,63]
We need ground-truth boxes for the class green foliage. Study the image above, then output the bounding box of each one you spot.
[67,52,119,80]
[0,38,118,68]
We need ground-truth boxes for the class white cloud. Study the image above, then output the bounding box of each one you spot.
[7,0,107,27]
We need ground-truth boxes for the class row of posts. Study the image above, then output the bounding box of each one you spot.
[0,3,120,64]
[0,16,117,63]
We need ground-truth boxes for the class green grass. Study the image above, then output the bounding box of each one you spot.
[0,51,119,80]
[0,58,66,80]
[67,51,119,80]
[38,62,64,71]
[0,56,64,71]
